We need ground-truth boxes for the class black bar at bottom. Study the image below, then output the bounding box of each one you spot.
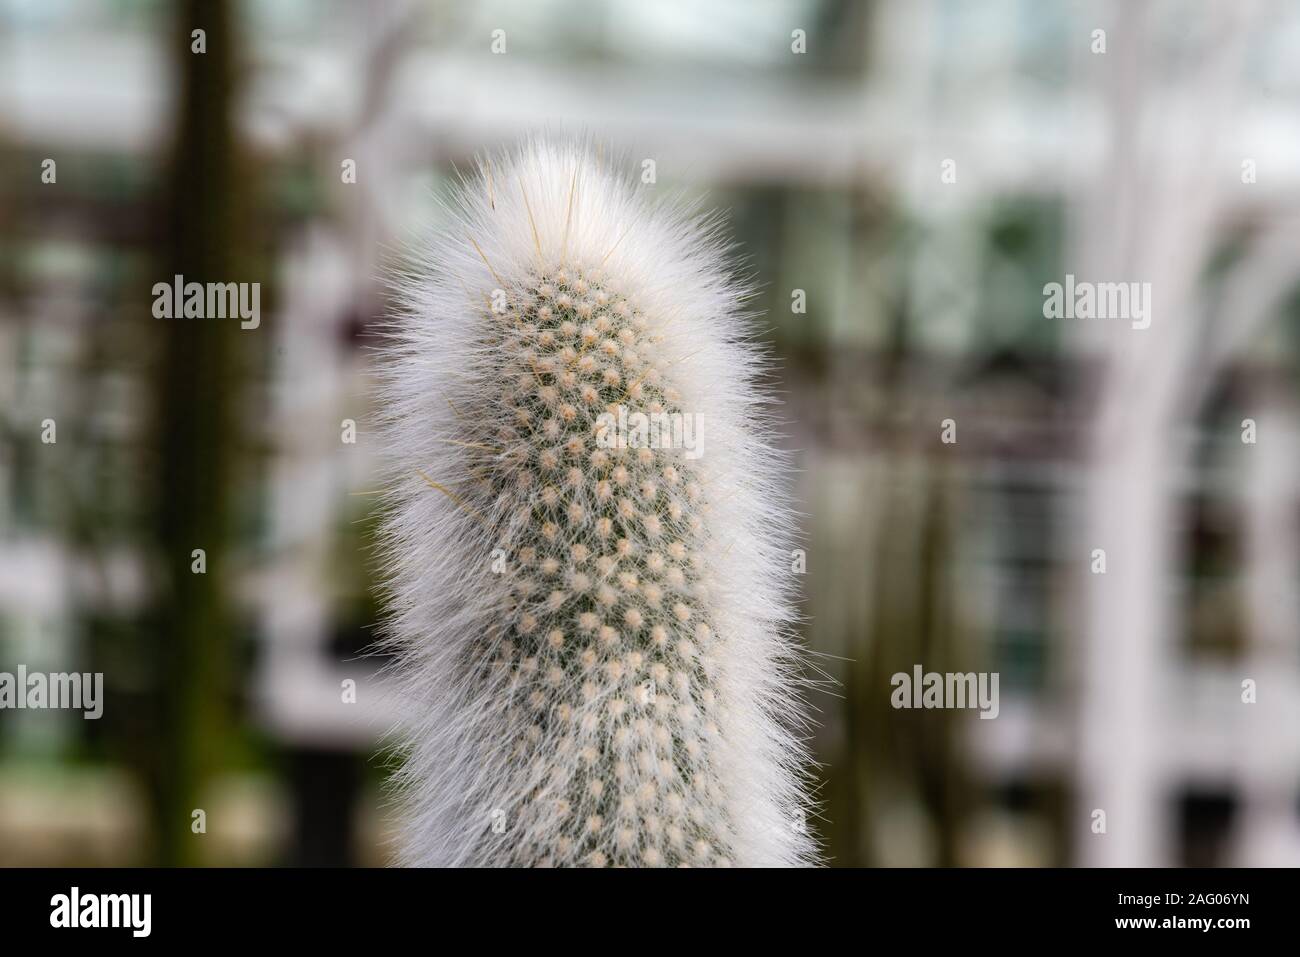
[0,867,1277,942]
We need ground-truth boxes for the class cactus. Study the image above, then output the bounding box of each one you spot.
[378,137,815,867]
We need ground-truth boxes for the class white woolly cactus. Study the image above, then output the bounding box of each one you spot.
[378,137,814,867]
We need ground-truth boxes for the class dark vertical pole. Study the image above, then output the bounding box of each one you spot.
[144,0,242,865]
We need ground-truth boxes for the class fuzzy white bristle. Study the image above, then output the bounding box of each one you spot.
[377,136,816,867]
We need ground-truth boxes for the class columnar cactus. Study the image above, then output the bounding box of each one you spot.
[378,137,814,867]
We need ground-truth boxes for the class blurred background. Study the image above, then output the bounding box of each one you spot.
[2,0,1299,867]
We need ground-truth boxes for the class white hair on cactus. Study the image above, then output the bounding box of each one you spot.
[376,136,816,867]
